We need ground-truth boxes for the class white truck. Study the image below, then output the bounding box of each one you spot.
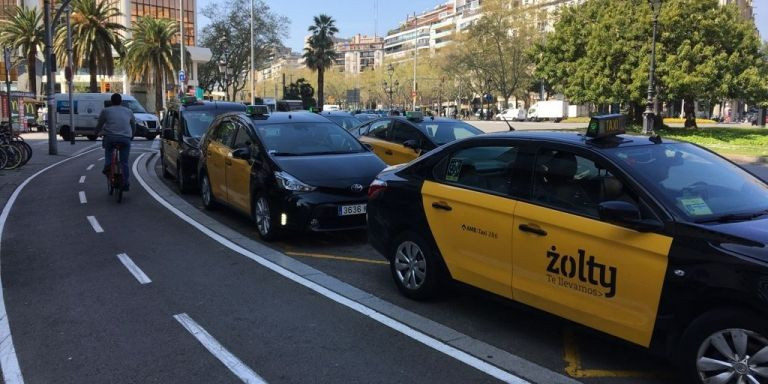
[55,93,160,140]
[527,100,568,122]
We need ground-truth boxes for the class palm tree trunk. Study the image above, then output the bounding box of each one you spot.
[155,65,163,114]
[89,58,98,92]
[27,48,37,96]
[317,68,324,111]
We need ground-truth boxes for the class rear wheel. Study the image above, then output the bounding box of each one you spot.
[389,231,443,300]
[679,309,768,384]
[1,144,23,169]
[200,172,218,210]
[253,194,279,241]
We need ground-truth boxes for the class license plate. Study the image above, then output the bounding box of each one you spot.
[338,204,366,216]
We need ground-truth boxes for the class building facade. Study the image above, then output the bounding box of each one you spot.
[335,34,384,73]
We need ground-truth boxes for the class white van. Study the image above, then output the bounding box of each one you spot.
[54,93,160,140]
[495,108,527,121]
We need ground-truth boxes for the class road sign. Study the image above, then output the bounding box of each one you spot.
[178,70,186,83]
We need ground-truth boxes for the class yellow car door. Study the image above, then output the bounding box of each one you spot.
[387,121,424,165]
[421,145,522,298]
[511,149,672,347]
[225,122,254,215]
[360,119,396,164]
[206,120,237,201]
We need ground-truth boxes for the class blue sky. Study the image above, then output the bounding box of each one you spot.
[198,0,768,50]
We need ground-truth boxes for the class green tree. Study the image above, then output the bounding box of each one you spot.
[0,6,44,96]
[123,17,178,114]
[56,0,125,93]
[285,78,316,109]
[198,0,287,101]
[303,14,338,111]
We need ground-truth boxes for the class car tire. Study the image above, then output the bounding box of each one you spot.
[389,231,443,300]
[160,151,173,179]
[678,308,768,384]
[200,171,218,210]
[178,163,193,194]
[253,193,279,241]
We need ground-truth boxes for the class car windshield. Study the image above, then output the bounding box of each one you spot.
[256,122,366,156]
[604,143,768,223]
[183,111,218,137]
[325,115,362,130]
[418,120,483,145]
[121,100,147,114]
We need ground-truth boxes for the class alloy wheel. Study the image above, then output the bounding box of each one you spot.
[394,241,427,290]
[696,328,768,383]
[255,197,271,236]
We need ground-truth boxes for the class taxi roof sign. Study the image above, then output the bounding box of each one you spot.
[181,95,199,106]
[586,114,626,139]
[405,111,423,121]
[246,104,270,116]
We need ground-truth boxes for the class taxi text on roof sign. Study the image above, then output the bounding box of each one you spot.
[586,114,626,139]
[246,104,270,116]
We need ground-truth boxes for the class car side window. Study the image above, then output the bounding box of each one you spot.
[438,145,521,196]
[531,148,640,218]
[391,121,422,144]
[367,120,391,140]
[171,115,181,140]
[215,120,237,147]
[232,124,252,149]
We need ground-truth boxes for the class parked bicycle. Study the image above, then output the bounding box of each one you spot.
[0,122,32,170]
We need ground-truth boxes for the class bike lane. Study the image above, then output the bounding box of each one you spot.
[0,148,513,383]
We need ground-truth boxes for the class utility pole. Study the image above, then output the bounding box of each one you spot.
[66,6,74,144]
[179,0,185,99]
[44,0,56,154]
[250,0,254,104]
[412,48,417,111]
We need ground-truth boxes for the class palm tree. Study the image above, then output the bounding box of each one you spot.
[55,0,125,93]
[123,17,178,114]
[302,14,338,111]
[0,6,44,96]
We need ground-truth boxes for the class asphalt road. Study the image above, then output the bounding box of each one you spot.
[0,133,766,384]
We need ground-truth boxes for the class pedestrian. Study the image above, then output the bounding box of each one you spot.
[95,93,136,191]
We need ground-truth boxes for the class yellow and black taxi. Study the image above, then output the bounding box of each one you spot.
[198,106,386,241]
[348,112,483,165]
[367,115,768,383]
[160,96,246,193]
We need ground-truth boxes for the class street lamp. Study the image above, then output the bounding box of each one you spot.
[643,0,662,134]
[382,63,398,110]
[218,60,227,100]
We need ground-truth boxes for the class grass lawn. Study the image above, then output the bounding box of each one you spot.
[623,125,768,158]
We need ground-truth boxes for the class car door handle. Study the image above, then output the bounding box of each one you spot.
[431,201,452,211]
[384,150,393,155]
[518,224,547,236]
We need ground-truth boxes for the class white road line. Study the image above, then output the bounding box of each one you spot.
[79,191,87,204]
[174,313,267,384]
[116,253,151,284]
[86,164,94,171]
[78,176,86,184]
[135,154,529,384]
[87,216,104,233]
[97,157,104,161]
[0,147,101,384]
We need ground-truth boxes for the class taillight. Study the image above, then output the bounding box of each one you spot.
[368,179,387,198]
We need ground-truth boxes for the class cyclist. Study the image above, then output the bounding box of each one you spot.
[96,93,136,191]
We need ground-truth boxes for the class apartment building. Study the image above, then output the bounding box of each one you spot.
[335,34,384,74]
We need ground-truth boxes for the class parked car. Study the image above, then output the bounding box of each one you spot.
[348,112,484,166]
[198,108,386,240]
[317,110,362,130]
[494,108,527,121]
[354,113,380,123]
[368,115,768,383]
[160,97,246,193]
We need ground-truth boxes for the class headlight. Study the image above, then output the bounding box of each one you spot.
[137,121,147,127]
[274,171,315,192]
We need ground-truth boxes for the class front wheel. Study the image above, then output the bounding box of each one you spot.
[200,172,218,210]
[678,309,768,384]
[389,231,443,300]
[253,194,279,241]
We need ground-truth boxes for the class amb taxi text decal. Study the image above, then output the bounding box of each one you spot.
[460,224,498,239]
[546,246,617,298]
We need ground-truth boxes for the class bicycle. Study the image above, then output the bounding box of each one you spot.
[106,142,125,203]
[0,122,32,169]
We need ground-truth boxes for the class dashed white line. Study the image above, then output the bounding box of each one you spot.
[86,216,104,233]
[97,156,104,161]
[79,191,87,204]
[174,313,267,384]
[116,253,151,284]
[78,176,86,183]
[86,164,95,171]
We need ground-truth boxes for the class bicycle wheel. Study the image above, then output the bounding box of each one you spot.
[0,147,7,169]
[12,140,31,166]
[113,152,123,203]
[1,144,23,169]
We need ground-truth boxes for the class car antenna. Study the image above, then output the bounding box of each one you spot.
[500,116,515,131]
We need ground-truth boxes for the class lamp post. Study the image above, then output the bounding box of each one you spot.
[382,63,398,110]
[643,0,662,134]
[218,60,227,100]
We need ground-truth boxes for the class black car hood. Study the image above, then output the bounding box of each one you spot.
[703,217,768,263]
[274,152,386,188]
[183,136,200,149]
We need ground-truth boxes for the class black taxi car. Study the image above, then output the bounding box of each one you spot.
[348,112,483,165]
[367,115,768,383]
[160,97,246,193]
[198,107,386,241]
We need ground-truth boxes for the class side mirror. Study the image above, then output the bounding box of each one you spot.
[598,201,662,232]
[231,146,251,160]
[403,139,420,151]
[162,129,175,140]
